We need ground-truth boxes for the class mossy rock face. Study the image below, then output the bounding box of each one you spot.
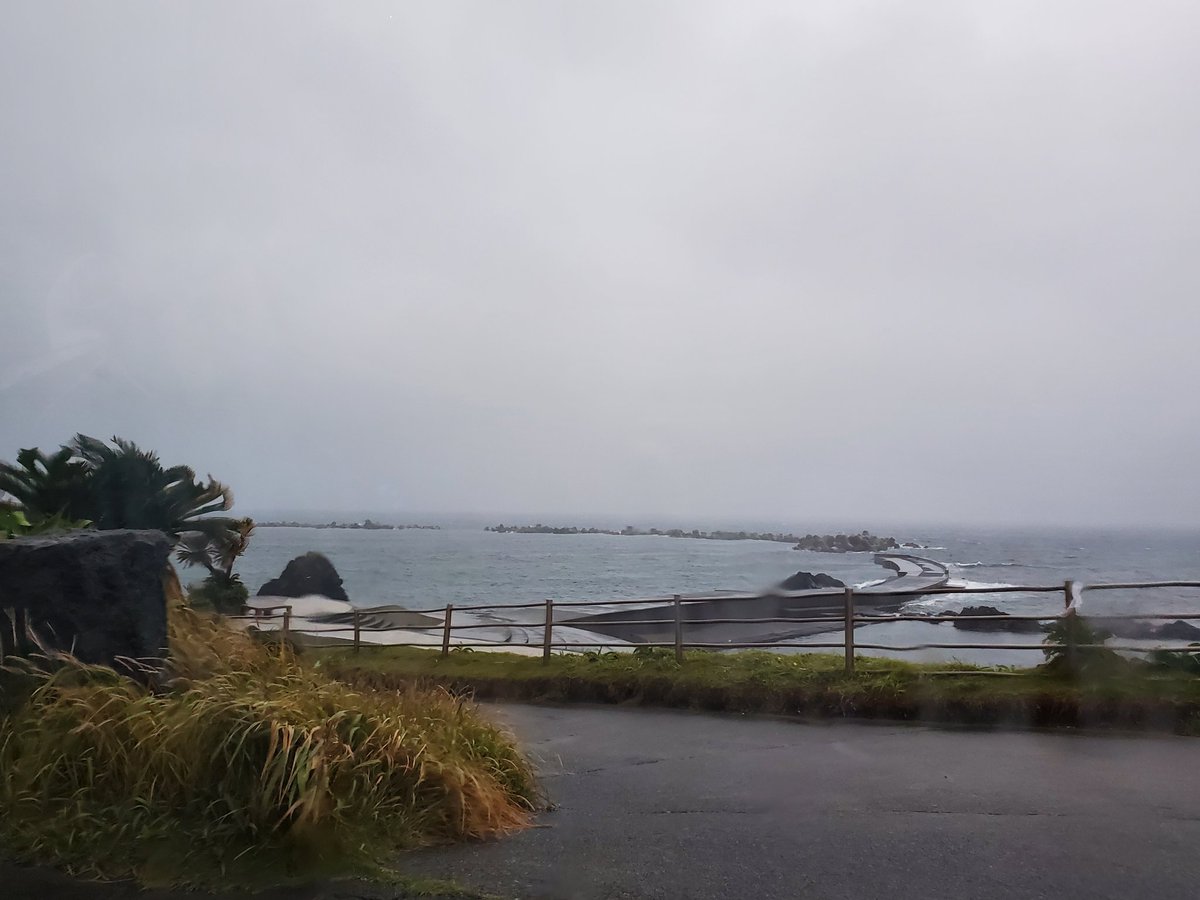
[0,529,170,672]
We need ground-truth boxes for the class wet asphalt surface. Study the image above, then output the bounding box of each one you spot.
[403,704,1200,899]
[6,703,1200,899]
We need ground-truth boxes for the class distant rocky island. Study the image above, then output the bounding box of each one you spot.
[793,531,917,553]
[487,523,916,551]
[487,523,806,543]
[258,519,441,531]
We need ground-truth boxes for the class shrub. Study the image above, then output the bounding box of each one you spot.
[186,574,250,614]
[1150,646,1200,673]
[0,609,538,888]
[1041,614,1123,676]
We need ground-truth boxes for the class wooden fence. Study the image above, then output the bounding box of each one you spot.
[237,580,1200,673]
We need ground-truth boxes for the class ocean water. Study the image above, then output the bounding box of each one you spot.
[228,521,1200,666]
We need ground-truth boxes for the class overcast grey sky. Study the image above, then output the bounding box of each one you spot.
[1,1,1198,527]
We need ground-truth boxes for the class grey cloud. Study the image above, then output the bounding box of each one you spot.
[2,1,1198,526]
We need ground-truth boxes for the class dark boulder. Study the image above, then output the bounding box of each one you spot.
[1090,618,1200,640]
[1093,617,1153,639]
[1154,620,1200,641]
[0,530,171,672]
[258,551,349,602]
[778,571,846,591]
[945,605,1043,633]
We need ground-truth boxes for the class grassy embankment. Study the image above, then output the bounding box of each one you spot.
[320,645,1200,735]
[0,609,538,891]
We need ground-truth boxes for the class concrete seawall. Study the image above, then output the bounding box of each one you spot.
[249,553,950,651]
[564,553,950,644]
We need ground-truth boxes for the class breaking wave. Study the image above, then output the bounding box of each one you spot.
[903,578,1021,612]
[953,561,1030,569]
[854,577,889,589]
[945,578,1019,590]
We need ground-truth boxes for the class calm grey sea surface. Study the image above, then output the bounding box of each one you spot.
[231,521,1200,665]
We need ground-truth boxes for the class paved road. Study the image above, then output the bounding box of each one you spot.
[403,704,1200,899]
[6,705,1199,899]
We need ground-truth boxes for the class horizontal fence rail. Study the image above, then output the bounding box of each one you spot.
[237,580,1200,672]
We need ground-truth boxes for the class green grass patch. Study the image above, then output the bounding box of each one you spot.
[319,646,1200,735]
[0,609,538,890]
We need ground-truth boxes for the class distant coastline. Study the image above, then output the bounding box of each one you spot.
[485,523,915,552]
[258,519,441,531]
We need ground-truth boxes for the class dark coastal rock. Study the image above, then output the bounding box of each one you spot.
[0,530,171,671]
[1090,618,1200,641]
[1092,618,1153,639]
[943,605,1043,633]
[1155,620,1200,640]
[778,571,846,591]
[258,551,349,602]
[793,531,900,553]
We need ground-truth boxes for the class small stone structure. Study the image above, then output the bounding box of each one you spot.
[0,529,171,670]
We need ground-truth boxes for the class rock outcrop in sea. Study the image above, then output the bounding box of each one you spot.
[793,531,899,553]
[941,605,1044,633]
[1091,617,1200,641]
[258,551,350,602]
[777,571,846,591]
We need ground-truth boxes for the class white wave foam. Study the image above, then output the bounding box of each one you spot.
[854,577,888,589]
[247,594,353,617]
[945,578,1018,590]
[903,579,1020,612]
[953,561,1029,569]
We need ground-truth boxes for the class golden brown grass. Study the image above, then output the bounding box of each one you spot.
[0,608,538,888]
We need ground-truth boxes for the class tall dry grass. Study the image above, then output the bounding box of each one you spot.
[0,607,537,887]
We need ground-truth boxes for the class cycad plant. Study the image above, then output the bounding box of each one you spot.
[0,446,92,523]
[0,435,253,605]
[70,434,233,534]
[175,518,256,612]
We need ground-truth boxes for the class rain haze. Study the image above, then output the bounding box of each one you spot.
[2,1,1198,527]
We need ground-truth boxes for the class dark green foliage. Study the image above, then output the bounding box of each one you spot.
[0,447,92,522]
[1042,614,1122,675]
[632,646,681,663]
[325,646,1200,735]
[1,434,252,587]
[187,574,250,614]
[1150,647,1200,673]
[0,505,32,538]
[1,435,236,536]
[176,517,255,589]
[68,434,232,534]
[0,505,92,539]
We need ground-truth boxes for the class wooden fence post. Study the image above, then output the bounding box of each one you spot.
[281,606,291,645]
[1063,580,1076,670]
[543,598,554,663]
[352,608,361,654]
[441,604,454,657]
[673,594,683,663]
[844,587,855,675]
